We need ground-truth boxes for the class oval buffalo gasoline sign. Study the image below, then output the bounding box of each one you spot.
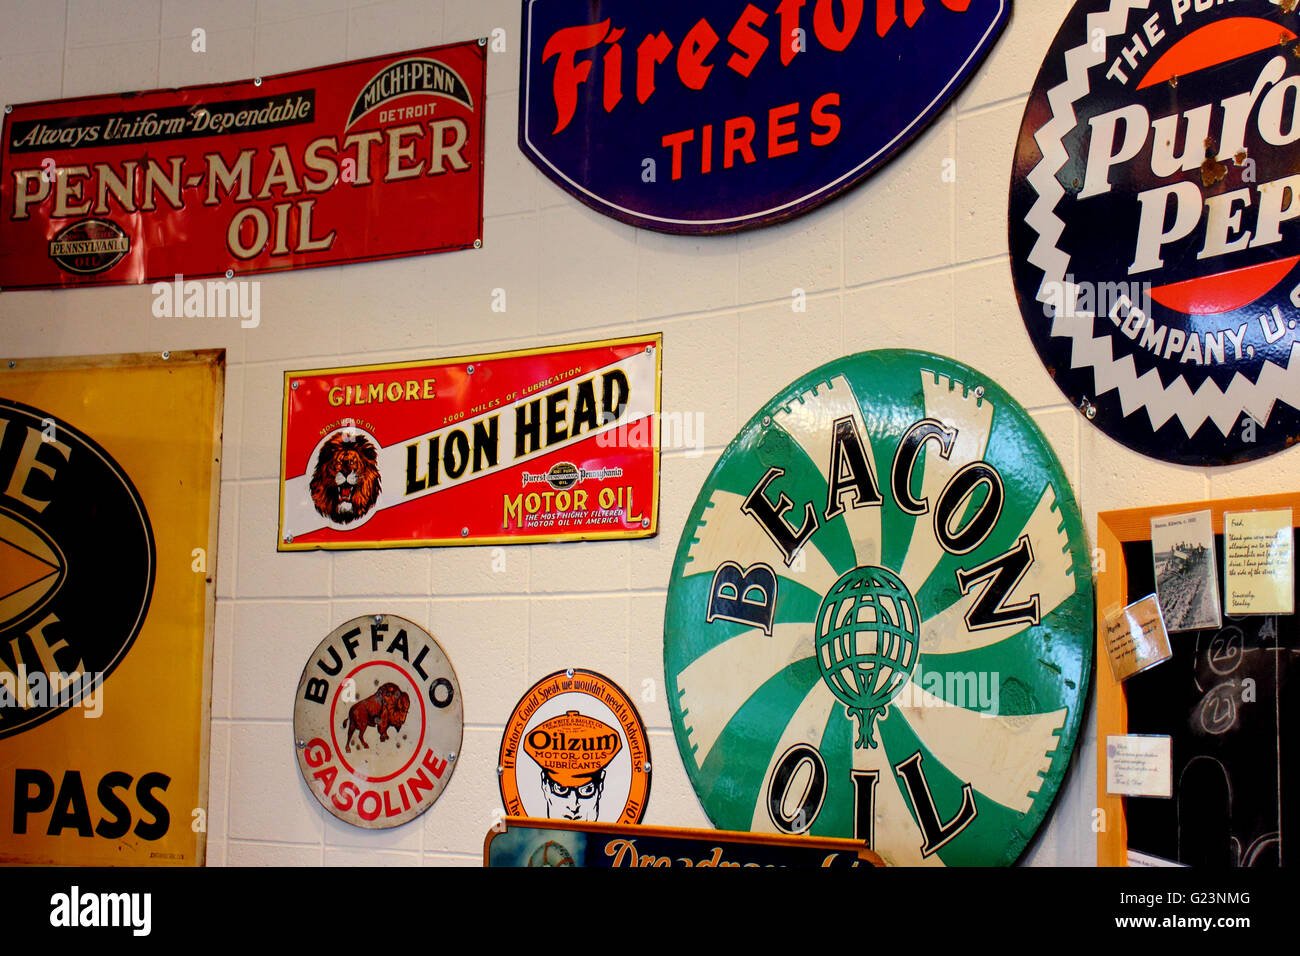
[293,615,463,829]
[1010,0,1300,464]
[499,669,651,824]
[664,351,1093,866]
[0,399,155,740]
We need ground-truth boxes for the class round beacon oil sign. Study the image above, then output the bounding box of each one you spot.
[1010,0,1300,464]
[499,669,651,824]
[293,615,462,829]
[664,351,1093,866]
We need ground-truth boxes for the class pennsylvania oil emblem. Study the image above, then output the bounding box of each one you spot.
[293,615,462,829]
[499,669,651,824]
[664,351,1093,866]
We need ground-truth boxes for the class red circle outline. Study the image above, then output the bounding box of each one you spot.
[329,660,427,783]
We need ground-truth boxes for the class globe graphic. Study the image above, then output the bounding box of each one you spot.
[815,566,920,749]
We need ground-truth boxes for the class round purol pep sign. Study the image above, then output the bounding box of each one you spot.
[1010,0,1300,464]
[293,615,463,829]
[663,351,1093,866]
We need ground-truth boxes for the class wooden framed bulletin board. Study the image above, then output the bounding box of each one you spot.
[1096,493,1298,867]
[0,350,224,865]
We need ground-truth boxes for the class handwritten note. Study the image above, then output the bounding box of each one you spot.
[1224,509,1294,615]
[1106,735,1172,798]
[1103,595,1172,682]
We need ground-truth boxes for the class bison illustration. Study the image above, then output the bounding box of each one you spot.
[342,682,410,753]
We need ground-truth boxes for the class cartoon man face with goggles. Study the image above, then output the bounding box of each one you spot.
[524,710,622,822]
[541,768,606,821]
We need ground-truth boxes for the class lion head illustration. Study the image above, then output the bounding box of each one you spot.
[309,431,381,524]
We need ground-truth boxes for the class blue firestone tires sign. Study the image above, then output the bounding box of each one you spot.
[1011,0,1300,464]
[521,0,1010,234]
[664,351,1093,866]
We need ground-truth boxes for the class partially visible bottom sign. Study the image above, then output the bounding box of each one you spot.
[484,817,883,868]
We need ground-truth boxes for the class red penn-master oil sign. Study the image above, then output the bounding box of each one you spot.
[278,335,661,550]
[0,41,484,290]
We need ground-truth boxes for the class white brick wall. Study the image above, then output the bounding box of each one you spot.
[3,0,1292,867]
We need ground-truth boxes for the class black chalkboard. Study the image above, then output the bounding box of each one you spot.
[1121,533,1296,867]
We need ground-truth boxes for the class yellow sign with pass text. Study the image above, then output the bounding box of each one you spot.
[0,351,223,865]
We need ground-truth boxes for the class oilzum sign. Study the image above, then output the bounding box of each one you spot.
[520,0,1009,234]
[0,41,484,289]
[1011,0,1300,464]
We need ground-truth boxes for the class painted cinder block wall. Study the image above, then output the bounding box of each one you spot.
[2,0,1293,866]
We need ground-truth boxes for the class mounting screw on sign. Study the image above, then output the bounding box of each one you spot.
[291,381,299,390]
[225,269,234,279]
[474,239,482,249]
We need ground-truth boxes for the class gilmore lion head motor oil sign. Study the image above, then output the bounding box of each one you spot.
[279,335,661,549]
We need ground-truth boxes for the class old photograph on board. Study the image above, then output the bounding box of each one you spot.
[1151,510,1222,632]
